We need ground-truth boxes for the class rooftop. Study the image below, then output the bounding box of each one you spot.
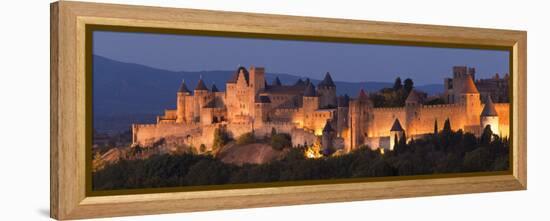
[390,119,404,132]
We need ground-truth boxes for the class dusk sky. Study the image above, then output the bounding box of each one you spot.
[93,31,509,85]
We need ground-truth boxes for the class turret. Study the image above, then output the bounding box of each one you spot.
[302,83,319,130]
[317,72,337,108]
[321,120,336,155]
[405,89,423,106]
[459,74,482,129]
[389,118,404,151]
[480,96,499,136]
[405,90,422,134]
[348,89,372,150]
[193,77,209,122]
[254,95,271,123]
[336,94,350,137]
[176,80,191,123]
[249,66,265,94]
[211,83,219,93]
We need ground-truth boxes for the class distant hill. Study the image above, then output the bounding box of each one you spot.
[93,55,443,133]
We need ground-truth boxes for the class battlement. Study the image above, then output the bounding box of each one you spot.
[132,121,201,129]
[373,107,405,112]
[420,103,462,109]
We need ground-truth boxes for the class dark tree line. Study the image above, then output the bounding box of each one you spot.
[372,77,415,107]
[93,123,509,191]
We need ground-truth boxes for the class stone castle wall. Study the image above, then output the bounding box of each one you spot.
[132,122,201,147]
[408,103,467,135]
[494,103,510,137]
[370,107,406,137]
[290,127,317,147]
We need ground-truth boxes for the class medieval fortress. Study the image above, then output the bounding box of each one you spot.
[132,65,509,154]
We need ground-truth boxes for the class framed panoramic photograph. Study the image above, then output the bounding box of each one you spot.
[50,1,527,220]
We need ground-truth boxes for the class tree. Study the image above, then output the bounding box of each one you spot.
[404,78,414,93]
[480,125,493,144]
[199,144,207,153]
[212,128,230,150]
[236,132,255,145]
[433,119,438,135]
[271,133,292,151]
[442,118,452,134]
[393,77,403,91]
[400,132,407,146]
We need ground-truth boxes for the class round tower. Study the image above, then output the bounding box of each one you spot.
[336,94,350,137]
[193,77,209,122]
[321,120,335,155]
[302,82,319,130]
[176,80,191,123]
[459,74,481,128]
[480,96,499,135]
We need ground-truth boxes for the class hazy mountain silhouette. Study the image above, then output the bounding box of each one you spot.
[93,55,443,132]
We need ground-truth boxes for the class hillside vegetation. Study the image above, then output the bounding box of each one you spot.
[93,126,508,191]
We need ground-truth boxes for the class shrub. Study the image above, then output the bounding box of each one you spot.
[212,128,230,150]
[236,132,255,145]
[199,144,207,153]
[271,133,292,151]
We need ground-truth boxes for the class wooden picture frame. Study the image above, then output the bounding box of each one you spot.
[50,1,527,220]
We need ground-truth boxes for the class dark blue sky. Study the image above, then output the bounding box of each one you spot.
[93,31,509,85]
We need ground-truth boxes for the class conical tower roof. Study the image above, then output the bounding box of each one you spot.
[211,83,219,92]
[195,77,209,91]
[294,78,305,86]
[390,119,404,132]
[461,75,479,94]
[272,77,282,86]
[481,97,498,116]
[304,82,317,97]
[318,72,336,87]
[323,120,334,133]
[178,80,191,93]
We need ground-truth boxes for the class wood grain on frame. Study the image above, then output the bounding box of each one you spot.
[50,1,527,219]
